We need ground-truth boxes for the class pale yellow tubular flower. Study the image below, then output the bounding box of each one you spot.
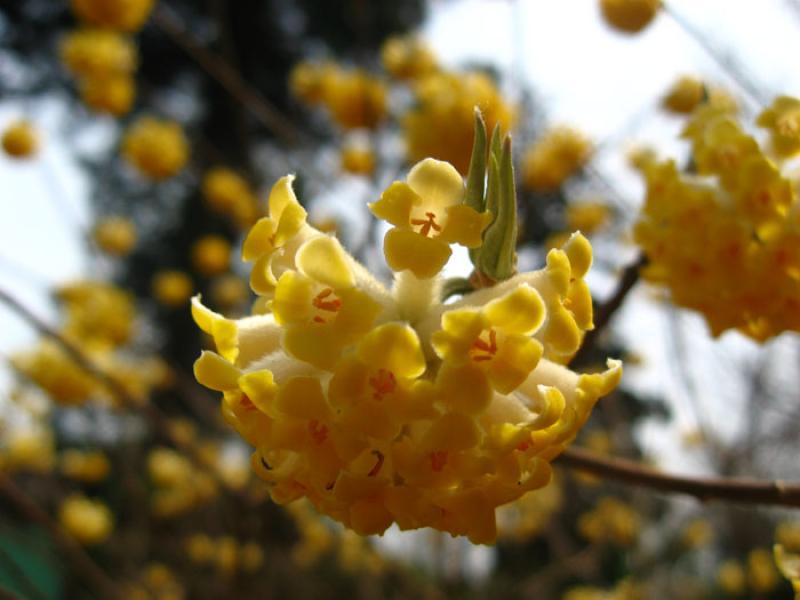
[59,495,114,545]
[122,117,189,180]
[192,160,621,544]
[521,127,592,193]
[71,0,155,32]
[60,29,137,79]
[93,216,137,256]
[599,0,661,34]
[152,270,194,308]
[2,120,38,159]
[757,95,800,158]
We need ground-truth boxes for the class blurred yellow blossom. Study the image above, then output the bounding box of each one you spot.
[60,449,111,483]
[191,235,231,277]
[578,497,641,547]
[79,74,135,116]
[60,29,137,79]
[289,61,338,106]
[93,216,137,256]
[681,518,713,549]
[152,270,194,308]
[662,76,705,115]
[209,274,249,310]
[192,157,620,544]
[778,522,800,552]
[599,0,661,34]
[757,95,800,158]
[58,281,135,348]
[1,428,56,473]
[563,579,643,600]
[381,34,438,81]
[403,71,514,174]
[717,560,746,594]
[566,201,611,235]
[59,494,114,545]
[324,68,388,131]
[202,167,260,227]
[122,117,189,180]
[748,547,779,594]
[340,142,376,176]
[521,127,592,192]
[2,120,38,159]
[774,545,800,597]
[71,0,155,32]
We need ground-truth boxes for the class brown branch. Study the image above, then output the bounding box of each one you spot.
[557,446,800,508]
[0,473,120,599]
[152,4,301,145]
[570,253,646,366]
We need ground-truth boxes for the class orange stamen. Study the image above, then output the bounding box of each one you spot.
[240,394,256,411]
[368,368,397,400]
[368,450,384,477]
[308,420,328,444]
[471,329,498,362]
[410,211,442,237]
[312,288,342,312]
[430,451,448,472]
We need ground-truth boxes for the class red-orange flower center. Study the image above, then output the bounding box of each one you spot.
[368,368,397,400]
[471,329,498,362]
[410,211,442,237]
[311,288,342,324]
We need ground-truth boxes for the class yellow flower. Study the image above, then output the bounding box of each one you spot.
[186,534,215,563]
[11,341,99,405]
[2,120,38,159]
[57,280,135,348]
[662,76,705,115]
[777,522,800,552]
[202,167,259,228]
[60,28,137,79]
[748,547,779,594]
[2,429,56,473]
[369,158,492,278]
[60,450,111,483]
[324,68,387,131]
[152,270,194,308]
[340,143,376,176]
[59,495,114,545]
[71,0,155,32]
[79,74,135,116]
[191,235,231,277]
[717,560,746,595]
[93,216,137,256]
[381,35,438,81]
[599,0,661,34]
[681,518,713,549]
[122,117,189,180]
[774,545,800,596]
[210,274,249,310]
[521,127,592,192]
[758,95,800,158]
[566,201,611,235]
[403,72,514,175]
[192,159,621,544]
[289,61,338,106]
[578,497,641,547]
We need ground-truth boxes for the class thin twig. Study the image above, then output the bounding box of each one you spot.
[152,4,301,145]
[0,473,120,599]
[570,253,646,366]
[557,446,800,508]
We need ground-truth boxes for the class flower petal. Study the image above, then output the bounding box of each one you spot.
[357,322,426,379]
[407,158,464,211]
[383,228,451,279]
[484,284,546,335]
[369,181,419,228]
[296,235,355,289]
[439,205,492,248]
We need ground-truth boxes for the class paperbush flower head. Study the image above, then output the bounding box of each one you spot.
[2,120,38,159]
[210,274,249,310]
[79,74,135,116]
[340,142,376,176]
[152,270,194,308]
[634,96,800,341]
[192,116,620,544]
[566,201,611,235]
[93,216,137,256]
[57,281,135,349]
[774,545,800,595]
[403,72,514,175]
[599,0,661,34]
[757,95,800,158]
[60,449,111,483]
[60,29,137,79]
[59,494,114,545]
[521,127,592,192]
[202,167,259,228]
[191,235,232,277]
[381,35,438,81]
[71,0,155,32]
[122,116,189,180]
[661,76,705,115]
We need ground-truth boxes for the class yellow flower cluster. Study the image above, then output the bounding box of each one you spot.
[634,96,800,341]
[661,76,705,115]
[191,235,231,277]
[61,28,137,116]
[566,201,612,235]
[93,215,138,256]
[381,35,438,81]
[290,62,387,130]
[717,550,781,595]
[202,167,260,229]
[152,270,194,308]
[58,280,136,349]
[599,0,661,34]
[521,127,592,192]
[774,544,800,597]
[757,95,800,158]
[148,447,218,517]
[185,534,264,575]
[403,72,514,174]
[578,497,640,547]
[71,0,155,32]
[496,475,562,541]
[1,120,38,159]
[123,563,186,600]
[60,449,111,483]
[122,117,189,180]
[192,158,620,543]
[0,428,56,473]
[59,494,114,545]
[340,142,376,177]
